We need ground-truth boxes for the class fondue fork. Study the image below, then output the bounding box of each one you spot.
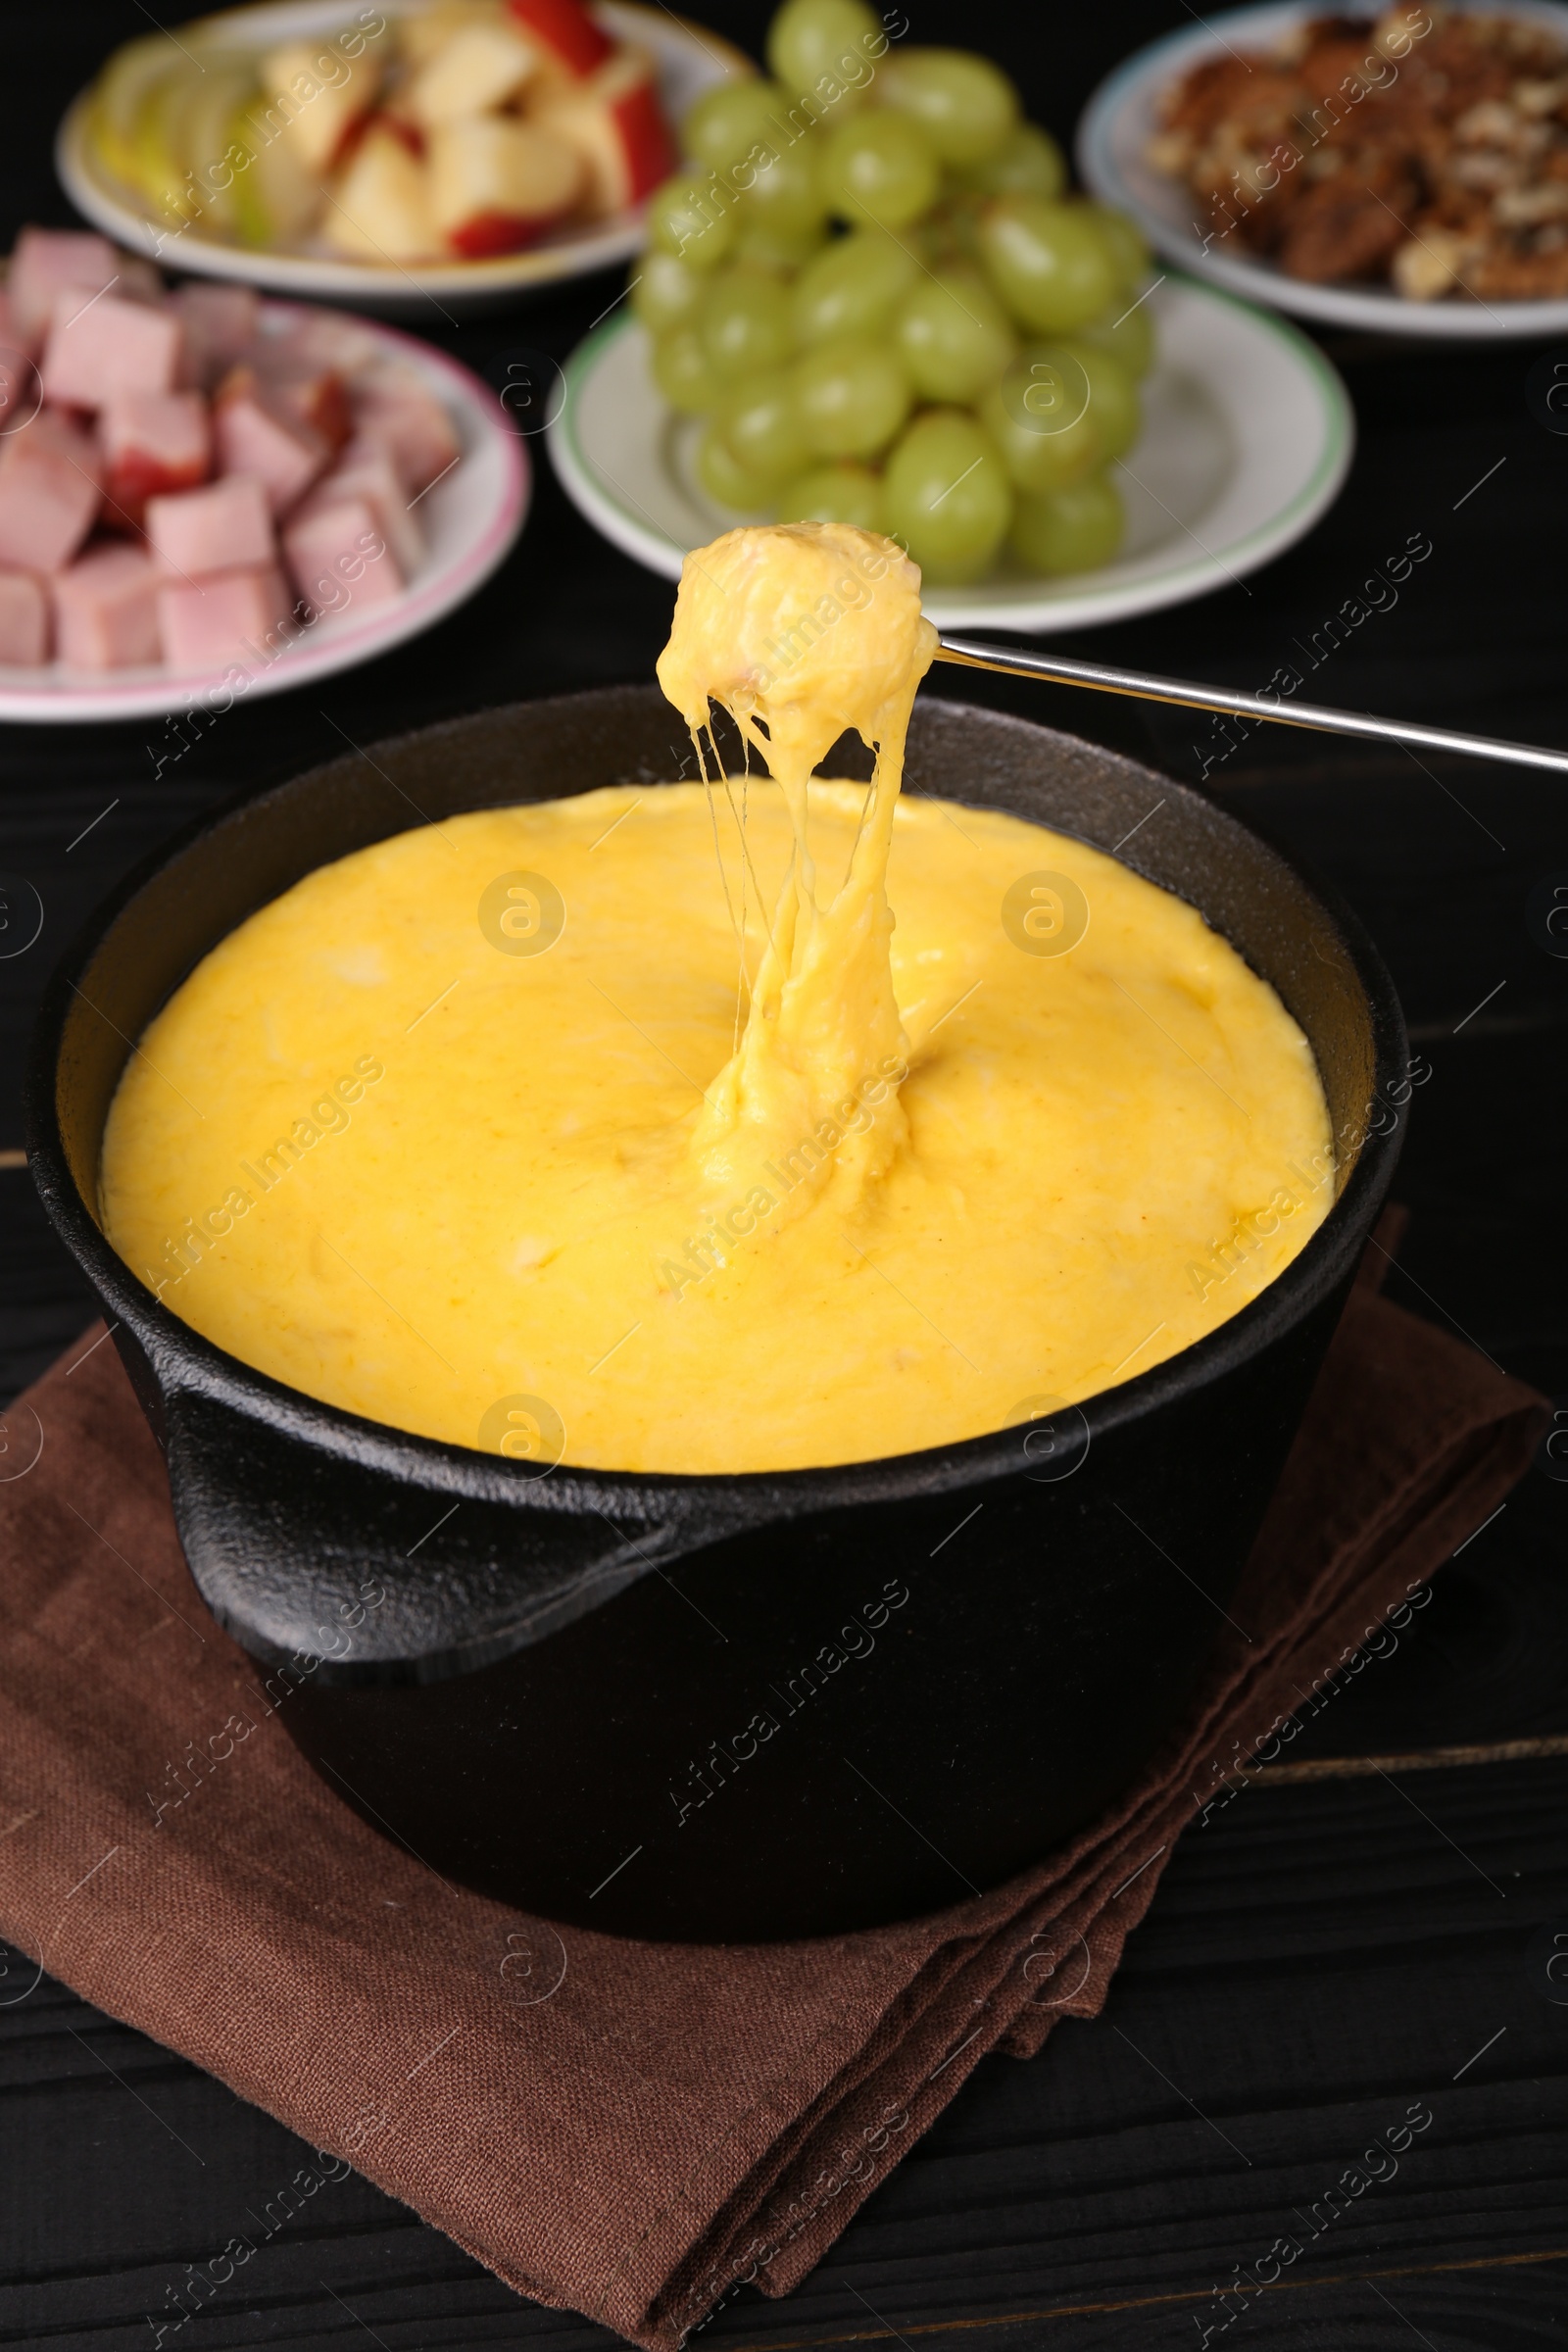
[934,636,1568,778]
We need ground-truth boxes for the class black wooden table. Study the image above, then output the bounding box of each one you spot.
[3,7,1566,2347]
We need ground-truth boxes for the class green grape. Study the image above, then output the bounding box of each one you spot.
[895,265,1014,404]
[1073,295,1155,379]
[1029,338,1139,461]
[1010,472,1124,575]
[633,247,705,334]
[917,202,974,265]
[882,410,1012,583]
[818,112,940,231]
[978,356,1101,493]
[717,368,811,481]
[699,266,795,380]
[682,78,788,175]
[696,420,779,511]
[745,138,829,239]
[766,0,881,103]
[790,335,912,459]
[875,48,1019,168]
[976,195,1118,332]
[1079,199,1152,295]
[732,209,829,270]
[774,461,885,529]
[652,324,718,414]
[951,122,1066,202]
[791,228,916,346]
[647,172,737,270]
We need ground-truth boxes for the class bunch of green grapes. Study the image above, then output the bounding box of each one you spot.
[629,0,1153,584]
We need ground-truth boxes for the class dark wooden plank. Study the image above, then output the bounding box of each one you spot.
[4,1761,1566,2348]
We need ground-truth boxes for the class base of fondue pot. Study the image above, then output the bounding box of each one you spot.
[27,689,1404,1941]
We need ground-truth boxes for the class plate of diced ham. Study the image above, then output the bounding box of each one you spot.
[57,0,745,317]
[0,226,528,720]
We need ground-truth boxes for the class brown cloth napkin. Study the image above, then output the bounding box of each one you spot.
[0,1254,1547,2350]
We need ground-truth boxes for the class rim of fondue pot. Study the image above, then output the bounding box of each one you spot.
[27,689,1405,1941]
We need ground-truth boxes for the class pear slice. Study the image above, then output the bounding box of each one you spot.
[128,64,203,232]
[178,63,263,242]
[228,94,324,249]
[89,32,186,190]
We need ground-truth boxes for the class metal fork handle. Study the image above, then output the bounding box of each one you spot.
[934,635,1568,779]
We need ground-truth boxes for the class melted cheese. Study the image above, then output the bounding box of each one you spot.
[658,522,936,1217]
[100,523,1333,1473]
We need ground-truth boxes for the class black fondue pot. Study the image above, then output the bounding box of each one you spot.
[27,688,1403,1939]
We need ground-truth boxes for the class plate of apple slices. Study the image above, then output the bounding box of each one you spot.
[57,0,748,317]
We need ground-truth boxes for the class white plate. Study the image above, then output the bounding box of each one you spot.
[55,0,746,319]
[547,277,1354,633]
[1078,0,1568,341]
[0,303,529,723]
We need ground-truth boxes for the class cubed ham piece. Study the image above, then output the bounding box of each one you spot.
[41,290,184,414]
[352,363,462,494]
[0,347,40,439]
[266,310,383,380]
[6,228,118,356]
[213,367,330,515]
[173,284,263,389]
[0,287,22,400]
[535,45,674,218]
[145,475,274,578]
[100,391,212,529]
[158,564,296,671]
[245,353,353,458]
[52,542,162,668]
[507,0,612,80]
[116,256,166,307]
[283,491,406,617]
[0,410,103,572]
[0,570,49,665]
[304,434,422,575]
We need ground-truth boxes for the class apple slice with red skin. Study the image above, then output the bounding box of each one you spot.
[409,19,538,126]
[447,213,537,261]
[536,45,674,217]
[507,0,612,80]
[333,107,427,176]
[428,116,584,256]
[259,38,383,174]
[324,125,440,263]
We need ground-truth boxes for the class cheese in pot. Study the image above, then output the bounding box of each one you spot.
[100,524,1333,1472]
